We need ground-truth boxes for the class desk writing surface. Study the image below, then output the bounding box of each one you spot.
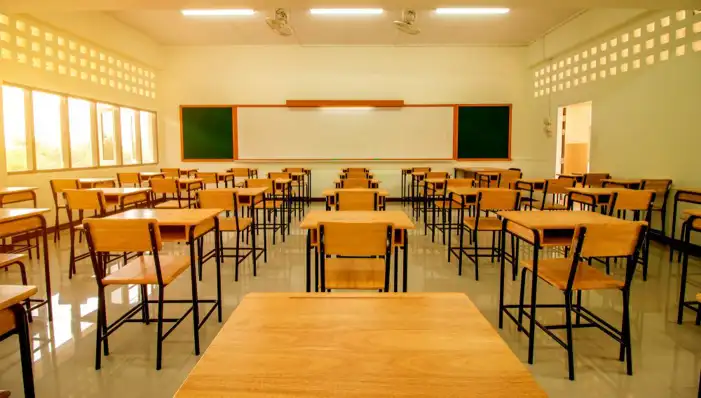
[602,179,641,184]
[178,178,203,184]
[174,292,547,398]
[203,188,268,196]
[90,188,151,196]
[0,285,37,311]
[322,188,388,197]
[300,210,414,230]
[447,187,512,196]
[566,187,630,195]
[0,187,38,195]
[105,209,221,226]
[498,210,627,230]
[0,208,49,222]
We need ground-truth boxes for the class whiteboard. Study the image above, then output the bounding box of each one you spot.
[237,107,453,159]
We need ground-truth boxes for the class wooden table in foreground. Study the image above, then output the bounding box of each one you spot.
[0,285,38,398]
[174,292,548,398]
[300,210,415,293]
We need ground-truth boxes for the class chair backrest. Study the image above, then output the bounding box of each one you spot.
[345,171,369,179]
[85,218,162,253]
[610,190,655,212]
[229,168,250,177]
[117,173,141,187]
[197,190,238,211]
[335,191,377,211]
[196,172,218,185]
[412,167,431,172]
[345,167,367,173]
[426,171,449,179]
[320,222,390,256]
[150,178,179,194]
[342,178,371,189]
[446,178,474,188]
[641,179,671,208]
[477,189,520,212]
[50,179,80,197]
[283,167,305,172]
[268,172,291,179]
[245,178,275,191]
[161,168,180,178]
[498,170,522,188]
[64,189,107,213]
[544,178,576,195]
[583,173,610,187]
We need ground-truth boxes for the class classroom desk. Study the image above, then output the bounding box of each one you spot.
[678,209,701,324]
[300,210,415,293]
[173,292,548,398]
[420,178,449,231]
[497,210,630,366]
[338,172,375,179]
[180,168,198,178]
[565,187,628,212]
[0,209,52,321]
[558,173,584,183]
[322,188,388,210]
[334,179,380,188]
[602,178,642,189]
[78,178,115,188]
[216,172,236,187]
[401,168,412,205]
[139,172,165,183]
[0,187,38,208]
[515,179,546,206]
[669,188,701,262]
[103,208,223,354]
[90,187,151,209]
[178,178,204,208]
[0,285,38,398]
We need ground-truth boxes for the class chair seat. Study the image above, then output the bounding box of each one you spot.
[218,217,253,231]
[324,258,386,290]
[521,258,624,291]
[254,200,284,209]
[533,201,569,210]
[102,255,190,286]
[0,253,27,268]
[464,217,503,231]
[155,200,184,209]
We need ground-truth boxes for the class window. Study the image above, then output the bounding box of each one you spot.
[68,98,93,168]
[120,107,138,165]
[140,111,156,163]
[97,103,117,166]
[32,91,63,170]
[2,86,28,172]
[1,85,158,172]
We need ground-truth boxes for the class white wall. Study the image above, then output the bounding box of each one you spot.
[159,45,553,196]
[0,12,162,227]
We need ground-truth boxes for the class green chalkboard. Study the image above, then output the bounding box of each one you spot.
[456,105,511,160]
[181,106,234,160]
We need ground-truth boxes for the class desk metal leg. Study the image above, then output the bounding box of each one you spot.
[670,192,680,261]
[41,220,53,321]
[11,304,35,398]
[188,228,201,355]
[305,230,311,292]
[498,221,507,329]
[402,232,409,292]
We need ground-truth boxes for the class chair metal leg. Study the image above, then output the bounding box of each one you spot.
[156,286,165,370]
[564,290,575,381]
[11,304,35,398]
[518,268,527,332]
[141,285,150,325]
[473,230,480,281]
[622,289,633,375]
[235,230,240,281]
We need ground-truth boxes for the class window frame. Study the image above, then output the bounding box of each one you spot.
[1,82,158,174]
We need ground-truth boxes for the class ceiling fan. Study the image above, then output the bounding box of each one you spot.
[393,9,420,35]
[266,8,294,36]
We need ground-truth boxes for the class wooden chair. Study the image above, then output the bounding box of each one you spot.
[533,178,576,210]
[640,179,672,236]
[150,178,186,209]
[498,170,522,189]
[197,190,257,281]
[335,191,378,211]
[344,167,368,173]
[64,189,107,279]
[160,168,180,178]
[435,178,475,244]
[84,218,195,370]
[518,222,647,380]
[50,179,80,242]
[195,172,219,189]
[341,178,371,189]
[452,189,520,280]
[345,171,369,179]
[283,168,308,210]
[582,173,611,187]
[245,179,286,244]
[679,214,701,324]
[117,173,141,187]
[608,190,655,280]
[318,222,392,291]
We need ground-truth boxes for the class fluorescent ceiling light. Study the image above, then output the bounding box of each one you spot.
[181,9,256,16]
[435,8,510,15]
[310,8,384,15]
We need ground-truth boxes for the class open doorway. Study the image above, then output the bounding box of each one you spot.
[555,101,592,175]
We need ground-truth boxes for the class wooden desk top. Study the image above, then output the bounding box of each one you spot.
[447,187,512,196]
[498,210,627,230]
[203,187,268,196]
[455,167,506,172]
[300,210,415,230]
[423,178,448,184]
[275,178,293,184]
[0,285,37,311]
[90,187,151,197]
[216,172,235,178]
[675,188,701,195]
[322,188,389,197]
[178,178,203,185]
[334,179,381,184]
[518,179,546,184]
[0,187,38,195]
[140,171,164,176]
[566,187,630,195]
[105,209,221,226]
[78,177,114,183]
[181,168,198,172]
[174,293,547,398]
[0,208,49,222]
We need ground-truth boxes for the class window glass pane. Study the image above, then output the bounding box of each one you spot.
[97,103,116,166]
[32,91,63,170]
[2,86,29,172]
[120,107,137,165]
[140,111,155,163]
[68,98,93,168]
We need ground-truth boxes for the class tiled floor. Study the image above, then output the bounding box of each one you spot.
[0,203,699,397]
